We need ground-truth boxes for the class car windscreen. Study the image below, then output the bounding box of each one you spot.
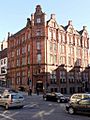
[11,94,23,99]
[55,93,63,96]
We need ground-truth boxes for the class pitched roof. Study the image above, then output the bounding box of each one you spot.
[0,48,7,59]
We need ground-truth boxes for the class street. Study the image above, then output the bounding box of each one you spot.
[0,93,89,120]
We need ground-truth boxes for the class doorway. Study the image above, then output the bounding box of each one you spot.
[36,81,43,92]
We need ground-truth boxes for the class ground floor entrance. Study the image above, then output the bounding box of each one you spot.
[36,81,43,92]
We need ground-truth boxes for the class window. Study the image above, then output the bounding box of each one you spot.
[1,44,3,50]
[77,37,81,46]
[72,95,78,99]
[28,32,30,39]
[16,72,20,85]
[68,35,73,44]
[37,54,41,63]
[62,34,65,43]
[84,50,88,58]
[16,39,20,45]
[50,54,53,64]
[49,29,53,39]
[60,71,65,77]
[54,44,57,52]
[17,49,20,56]
[37,42,41,50]
[54,55,57,63]
[50,43,53,51]
[77,95,82,99]
[60,79,66,83]
[22,35,25,43]
[60,56,65,64]
[1,60,3,65]
[51,71,57,84]
[69,47,74,55]
[68,57,71,65]
[76,59,81,66]
[28,71,30,77]
[70,87,75,94]
[85,40,87,48]
[1,67,6,74]
[4,59,6,64]
[61,88,67,94]
[84,95,90,99]
[28,56,30,64]
[53,30,56,40]
[11,60,14,68]
[22,46,26,54]
[22,71,26,85]
[11,51,14,57]
[22,71,25,76]
[16,59,20,66]
[37,18,41,23]
[79,99,90,105]
[28,44,30,52]
[60,45,65,53]
[22,57,26,65]
[76,48,81,57]
[69,78,75,83]
[83,73,88,81]
[36,29,41,36]
[58,33,61,43]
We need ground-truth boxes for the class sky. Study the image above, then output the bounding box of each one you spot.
[0,0,90,41]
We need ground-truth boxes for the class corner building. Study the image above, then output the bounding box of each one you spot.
[8,5,89,94]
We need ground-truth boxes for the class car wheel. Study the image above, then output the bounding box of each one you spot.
[68,107,74,114]
[5,104,9,110]
[44,97,47,101]
[20,105,24,108]
[57,99,60,103]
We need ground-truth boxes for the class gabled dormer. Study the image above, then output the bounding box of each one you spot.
[64,20,75,34]
[79,26,89,38]
[79,26,89,48]
[47,14,59,29]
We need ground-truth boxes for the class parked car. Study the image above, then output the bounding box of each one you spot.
[70,93,90,103]
[0,89,24,109]
[66,98,90,114]
[43,92,69,103]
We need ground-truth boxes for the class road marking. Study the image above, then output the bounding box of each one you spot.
[3,110,10,114]
[44,109,55,115]
[0,111,19,120]
[32,110,45,120]
[33,109,55,120]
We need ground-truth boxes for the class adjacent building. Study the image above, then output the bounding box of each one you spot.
[7,5,90,94]
[0,40,7,87]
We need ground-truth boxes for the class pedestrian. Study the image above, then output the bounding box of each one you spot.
[37,88,39,95]
[28,87,32,96]
[29,88,32,95]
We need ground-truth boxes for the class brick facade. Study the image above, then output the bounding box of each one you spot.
[7,5,90,94]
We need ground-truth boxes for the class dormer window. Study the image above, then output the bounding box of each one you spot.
[37,18,41,23]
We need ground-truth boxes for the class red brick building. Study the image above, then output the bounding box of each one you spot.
[7,5,90,94]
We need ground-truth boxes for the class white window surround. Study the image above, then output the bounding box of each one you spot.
[37,18,41,23]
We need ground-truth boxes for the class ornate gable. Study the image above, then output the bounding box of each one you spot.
[66,20,75,34]
[47,14,59,29]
